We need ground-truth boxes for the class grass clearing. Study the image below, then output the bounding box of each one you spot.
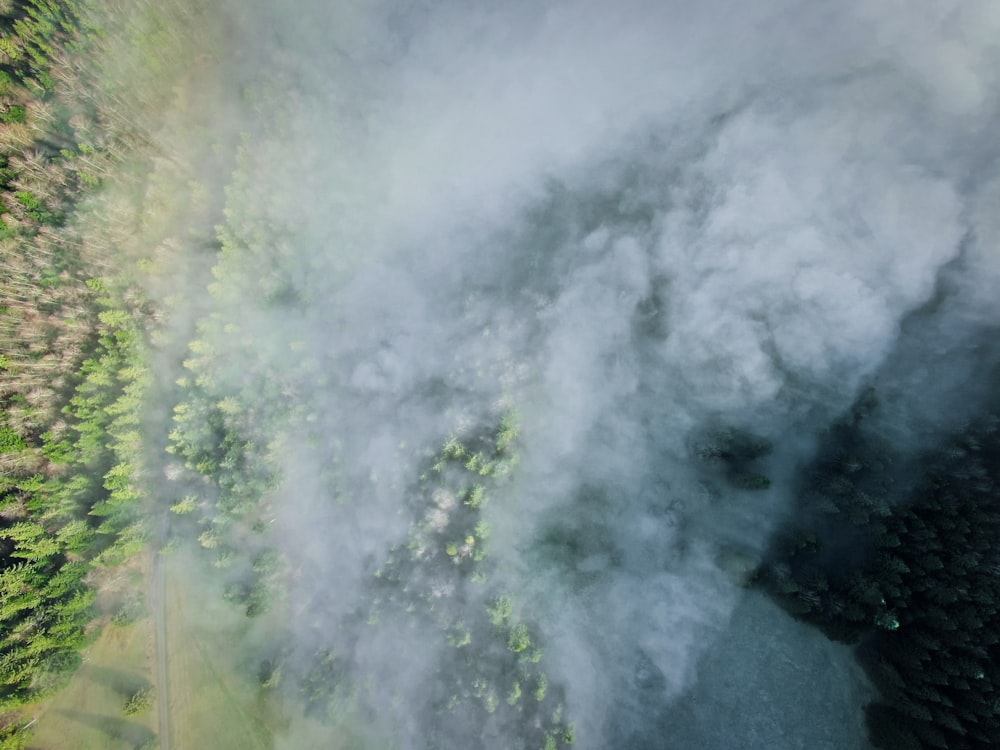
[29,562,158,750]
[162,552,281,750]
[27,546,284,750]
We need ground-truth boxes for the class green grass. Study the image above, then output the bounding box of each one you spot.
[29,586,157,750]
[160,550,378,750]
[27,550,282,750]
[162,554,279,750]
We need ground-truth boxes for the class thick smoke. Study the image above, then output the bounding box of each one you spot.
[149,1,1000,747]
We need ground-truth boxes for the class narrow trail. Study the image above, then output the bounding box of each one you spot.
[152,512,170,750]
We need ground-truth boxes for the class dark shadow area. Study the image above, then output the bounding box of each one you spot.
[79,665,152,700]
[53,709,155,749]
[758,384,1000,749]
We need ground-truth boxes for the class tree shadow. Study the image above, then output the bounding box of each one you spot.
[53,709,155,749]
[80,664,151,698]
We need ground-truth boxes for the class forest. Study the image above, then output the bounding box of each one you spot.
[0,0,144,741]
[758,393,1000,750]
[0,1,222,747]
[1,2,999,750]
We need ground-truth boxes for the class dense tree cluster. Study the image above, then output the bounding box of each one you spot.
[0,1,78,95]
[760,391,1000,750]
[8,3,998,750]
[170,299,578,747]
[0,2,165,745]
[288,419,576,749]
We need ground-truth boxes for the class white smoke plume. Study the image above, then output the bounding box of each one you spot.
[139,1,1000,747]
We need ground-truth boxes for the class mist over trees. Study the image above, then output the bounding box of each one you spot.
[1,1,1000,750]
[0,1,235,747]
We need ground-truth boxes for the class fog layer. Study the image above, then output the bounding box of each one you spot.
[154,1,1000,747]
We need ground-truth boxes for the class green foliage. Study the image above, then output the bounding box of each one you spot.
[506,681,521,705]
[1,0,76,92]
[441,435,465,460]
[465,484,485,508]
[225,574,280,618]
[167,99,568,743]
[0,291,150,711]
[13,190,59,225]
[488,596,513,627]
[0,105,26,124]
[0,427,26,453]
[169,495,197,515]
[257,658,281,688]
[123,686,153,716]
[533,672,548,701]
[111,593,146,626]
[274,416,569,746]
[447,623,471,648]
[0,719,30,750]
[0,2,167,739]
[507,623,531,653]
[496,410,519,452]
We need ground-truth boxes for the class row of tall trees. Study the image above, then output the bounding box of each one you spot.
[0,2,174,746]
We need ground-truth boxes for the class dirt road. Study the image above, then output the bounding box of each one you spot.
[151,513,170,750]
